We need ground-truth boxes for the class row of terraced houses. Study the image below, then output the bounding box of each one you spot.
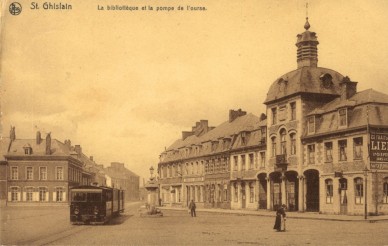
[157,19,388,215]
[0,128,140,206]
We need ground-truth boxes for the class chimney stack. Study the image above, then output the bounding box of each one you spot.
[340,76,358,100]
[229,109,247,122]
[10,126,16,141]
[90,156,94,161]
[36,131,42,145]
[74,145,82,156]
[46,133,51,155]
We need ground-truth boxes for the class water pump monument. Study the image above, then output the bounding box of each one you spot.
[140,166,163,217]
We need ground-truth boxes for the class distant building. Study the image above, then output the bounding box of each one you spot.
[104,162,140,201]
[3,128,93,205]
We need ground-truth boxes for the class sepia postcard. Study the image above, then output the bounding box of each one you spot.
[1,0,388,245]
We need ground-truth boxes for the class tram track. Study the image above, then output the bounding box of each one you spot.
[16,224,93,245]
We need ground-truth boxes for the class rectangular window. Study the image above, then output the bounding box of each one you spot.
[56,167,63,180]
[339,108,347,127]
[26,167,33,180]
[308,116,315,133]
[249,154,254,169]
[241,155,246,171]
[39,167,47,180]
[249,183,254,203]
[271,138,276,157]
[326,180,333,204]
[272,108,277,125]
[26,187,34,202]
[339,140,347,161]
[308,144,315,164]
[355,178,363,204]
[56,187,64,202]
[325,142,333,162]
[11,167,18,180]
[353,137,363,159]
[290,134,296,155]
[290,102,296,120]
[39,187,47,202]
[260,152,266,168]
[11,187,19,201]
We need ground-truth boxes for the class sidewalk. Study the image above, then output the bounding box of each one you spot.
[159,206,388,222]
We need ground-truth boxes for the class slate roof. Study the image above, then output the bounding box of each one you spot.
[265,67,344,104]
[304,89,388,137]
[162,114,265,162]
[6,139,71,157]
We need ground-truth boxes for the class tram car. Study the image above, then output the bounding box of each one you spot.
[70,185,125,224]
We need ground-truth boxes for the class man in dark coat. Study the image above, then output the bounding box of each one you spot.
[273,204,286,232]
[188,199,196,217]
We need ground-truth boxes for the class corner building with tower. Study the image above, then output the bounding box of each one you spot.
[158,18,388,215]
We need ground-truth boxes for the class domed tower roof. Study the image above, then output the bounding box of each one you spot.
[264,67,344,104]
[264,18,345,104]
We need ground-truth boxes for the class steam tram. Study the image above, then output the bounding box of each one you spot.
[70,186,125,224]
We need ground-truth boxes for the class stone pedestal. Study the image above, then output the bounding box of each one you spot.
[139,178,163,217]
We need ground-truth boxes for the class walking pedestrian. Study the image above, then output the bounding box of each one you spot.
[273,204,286,232]
[188,199,196,217]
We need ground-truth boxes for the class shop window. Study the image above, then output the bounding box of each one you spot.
[11,167,18,180]
[308,144,315,164]
[353,137,363,159]
[339,140,347,161]
[354,178,363,204]
[325,142,333,162]
[290,133,296,155]
[339,108,347,127]
[26,167,33,180]
[383,179,388,204]
[325,179,333,204]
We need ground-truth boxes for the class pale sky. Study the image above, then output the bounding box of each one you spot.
[1,0,388,180]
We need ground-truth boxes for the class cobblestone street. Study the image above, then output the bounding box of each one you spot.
[1,203,388,245]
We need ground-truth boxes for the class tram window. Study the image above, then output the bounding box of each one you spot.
[72,192,87,202]
[87,193,102,202]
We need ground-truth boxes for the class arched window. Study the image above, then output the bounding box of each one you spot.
[325,179,333,204]
[280,129,287,155]
[290,133,296,155]
[383,178,388,204]
[354,178,363,204]
[271,137,276,157]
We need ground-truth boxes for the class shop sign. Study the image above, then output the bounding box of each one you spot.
[370,133,388,163]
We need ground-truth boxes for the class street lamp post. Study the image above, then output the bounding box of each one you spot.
[363,167,369,220]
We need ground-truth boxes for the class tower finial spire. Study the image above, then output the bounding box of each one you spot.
[304,2,310,30]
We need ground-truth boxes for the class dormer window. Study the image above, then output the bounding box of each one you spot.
[308,116,315,134]
[241,132,246,146]
[339,108,347,127]
[23,145,32,155]
[320,73,333,89]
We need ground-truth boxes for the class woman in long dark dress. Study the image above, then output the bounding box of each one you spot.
[273,204,286,232]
